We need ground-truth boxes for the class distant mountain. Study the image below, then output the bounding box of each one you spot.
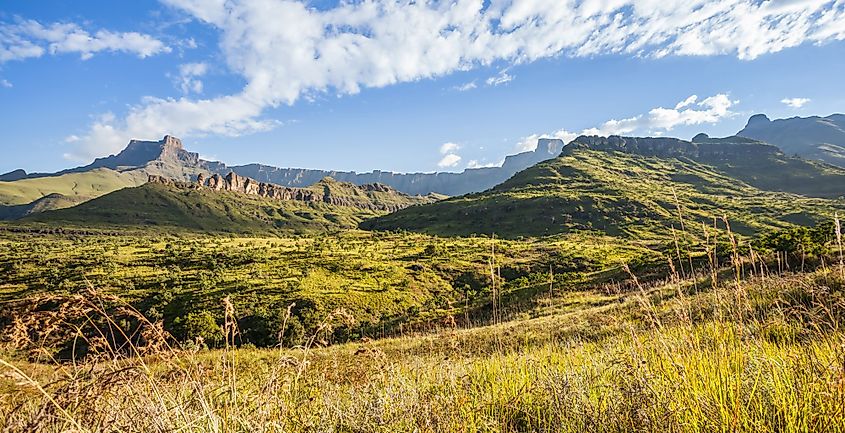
[0,135,561,219]
[25,172,436,233]
[0,136,222,219]
[574,134,845,199]
[362,135,844,239]
[737,114,845,166]
[0,169,27,182]
[225,138,565,196]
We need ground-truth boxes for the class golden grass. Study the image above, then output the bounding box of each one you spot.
[2,267,844,432]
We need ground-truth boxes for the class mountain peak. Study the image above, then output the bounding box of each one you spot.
[0,169,28,181]
[92,135,199,170]
[691,133,710,143]
[162,135,184,149]
[745,114,771,128]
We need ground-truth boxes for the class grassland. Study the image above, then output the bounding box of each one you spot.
[0,168,147,207]
[1,146,844,431]
[1,257,843,432]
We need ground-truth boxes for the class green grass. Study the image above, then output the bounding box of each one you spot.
[0,168,147,207]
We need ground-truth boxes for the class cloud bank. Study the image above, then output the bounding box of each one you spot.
[517,93,738,152]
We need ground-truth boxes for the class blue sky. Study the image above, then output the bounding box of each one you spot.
[1,0,844,174]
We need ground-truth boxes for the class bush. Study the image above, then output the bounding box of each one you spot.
[173,311,222,347]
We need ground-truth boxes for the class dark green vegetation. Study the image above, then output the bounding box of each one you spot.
[364,135,845,238]
[738,113,845,167]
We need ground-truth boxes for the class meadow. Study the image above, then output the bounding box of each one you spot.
[1,221,843,432]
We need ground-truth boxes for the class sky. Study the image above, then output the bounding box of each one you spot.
[1,0,844,175]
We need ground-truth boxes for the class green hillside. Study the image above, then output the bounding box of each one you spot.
[362,140,843,240]
[0,168,147,207]
[21,177,433,234]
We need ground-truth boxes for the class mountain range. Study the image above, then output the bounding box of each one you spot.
[2,113,845,233]
[738,113,845,166]
[0,135,563,219]
[362,134,845,239]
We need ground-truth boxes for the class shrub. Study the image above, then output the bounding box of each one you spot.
[173,311,222,347]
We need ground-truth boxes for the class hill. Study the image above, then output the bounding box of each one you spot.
[361,135,844,239]
[578,134,845,198]
[738,113,845,166]
[23,173,437,233]
[0,168,147,217]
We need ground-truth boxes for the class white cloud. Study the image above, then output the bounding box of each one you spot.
[1,19,170,62]
[439,142,461,154]
[437,153,462,168]
[454,81,477,92]
[781,97,811,108]
[467,159,503,169]
[437,142,464,169]
[517,93,737,152]
[0,79,11,88]
[486,70,514,86]
[674,95,698,109]
[177,62,208,94]
[69,0,845,159]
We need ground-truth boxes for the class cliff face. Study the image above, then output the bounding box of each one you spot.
[566,135,782,161]
[148,172,430,212]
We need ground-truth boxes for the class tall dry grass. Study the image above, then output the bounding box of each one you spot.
[1,264,844,432]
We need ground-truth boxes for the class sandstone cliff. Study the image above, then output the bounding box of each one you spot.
[147,172,431,212]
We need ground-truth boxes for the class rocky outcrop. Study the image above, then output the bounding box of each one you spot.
[147,172,424,212]
[567,135,782,161]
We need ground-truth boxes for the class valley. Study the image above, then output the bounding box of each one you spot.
[2,114,845,432]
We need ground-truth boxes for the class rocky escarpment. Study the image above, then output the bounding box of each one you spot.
[148,172,427,212]
[566,135,782,161]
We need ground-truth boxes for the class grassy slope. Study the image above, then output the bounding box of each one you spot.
[683,135,845,198]
[19,180,423,234]
[363,148,842,239]
[0,168,147,206]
